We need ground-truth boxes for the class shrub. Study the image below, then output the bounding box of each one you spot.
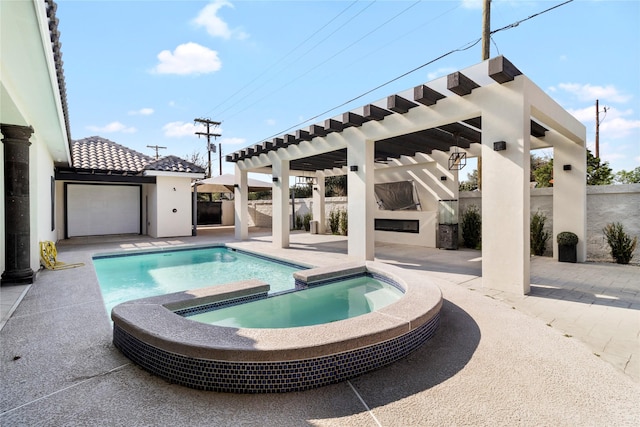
[328,209,340,235]
[339,209,348,236]
[530,210,551,256]
[461,205,481,249]
[303,213,312,232]
[295,214,303,230]
[603,222,637,264]
[556,232,578,246]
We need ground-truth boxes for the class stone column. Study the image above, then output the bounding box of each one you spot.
[2,124,35,286]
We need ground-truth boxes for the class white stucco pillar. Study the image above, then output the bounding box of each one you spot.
[552,132,587,261]
[312,171,326,234]
[481,80,531,294]
[271,155,290,248]
[234,166,248,240]
[347,134,375,260]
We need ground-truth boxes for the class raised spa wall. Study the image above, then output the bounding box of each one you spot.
[111,261,442,393]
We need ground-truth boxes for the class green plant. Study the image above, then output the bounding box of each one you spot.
[295,214,303,230]
[303,213,312,232]
[557,231,578,246]
[339,209,348,236]
[530,210,551,256]
[328,209,340,234]
[603,222,637,264]
[461,205,481,249]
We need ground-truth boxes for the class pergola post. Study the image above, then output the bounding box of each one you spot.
[347,135,375,260]
[271,155,290,248]
[481,82,531,294]
[234,166,248,241]
[312,171,326,234]
[552,132,587,261]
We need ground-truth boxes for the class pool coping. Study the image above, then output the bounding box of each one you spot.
[111,260,443,392]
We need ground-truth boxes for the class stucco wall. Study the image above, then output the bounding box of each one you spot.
[31,135,57,272]
[243,184,639,262]
[460,184,640,262]
[154,176,193,238]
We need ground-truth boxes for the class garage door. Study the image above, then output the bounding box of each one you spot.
[67,184,141,237]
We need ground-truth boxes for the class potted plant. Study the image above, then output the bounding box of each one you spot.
[557,231,578,263]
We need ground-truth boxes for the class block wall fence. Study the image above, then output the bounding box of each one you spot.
[244,184,639,262]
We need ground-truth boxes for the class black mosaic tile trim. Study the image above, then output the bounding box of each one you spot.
[174,292,268,317]
[93,244,225,260]
[113,312,440,393]
[295,272,404,293]
[228,248,308,270]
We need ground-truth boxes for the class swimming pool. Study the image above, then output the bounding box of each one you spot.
[187,275,403,328]
[93,246,304,314]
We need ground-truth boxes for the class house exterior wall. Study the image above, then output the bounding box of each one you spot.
[147,184,159,238]
[32,138,57,270]
[153,175,193,238]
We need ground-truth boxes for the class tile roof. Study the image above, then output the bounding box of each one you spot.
[72,136,152,172]
[47,0,72,147]
[145,155,205,174]
[71,136,205,175]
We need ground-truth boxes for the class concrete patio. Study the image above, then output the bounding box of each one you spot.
[1,227,638,426]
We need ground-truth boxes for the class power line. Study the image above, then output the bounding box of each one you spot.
[204,1,364,118]
[254,0,575,144]
[219,1,422,124]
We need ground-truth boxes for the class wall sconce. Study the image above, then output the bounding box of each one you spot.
[172,187,176,191]
[493,141,507,151]
[563,164,572,171]
[350,165,358,172]
[272,177,279,182]
[440,176,447,181]
[233,184,239,188]
[313,187,318,191]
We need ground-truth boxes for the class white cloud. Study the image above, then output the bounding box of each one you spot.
[555,83,632,103]
[128,108,154,116]
[221,137,245,145]
[86,121,136,133]
[162,121,205,138]
[461,0,482,9]
[193,0,249,40]
[153,42,222,75]
[427,67,456,81]
[265,119,276,126]
[569,106,640,139]
[600,115,640,139]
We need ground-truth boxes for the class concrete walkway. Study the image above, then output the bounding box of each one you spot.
[1,228,638,426]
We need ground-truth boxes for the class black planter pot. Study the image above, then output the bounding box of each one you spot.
[558,244,577,263]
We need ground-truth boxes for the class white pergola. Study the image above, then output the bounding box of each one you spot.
[227,56,586,295]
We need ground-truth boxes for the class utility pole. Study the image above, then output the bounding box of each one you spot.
[147,144,166,160]
[482,0,491,61]
[477,0,491,191]
[595,99,608,159]
[194,118,221,178]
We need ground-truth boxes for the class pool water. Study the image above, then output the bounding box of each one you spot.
[186,276,403,328]
[93,247,302,315]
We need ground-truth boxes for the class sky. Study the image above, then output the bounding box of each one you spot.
[55,0,640,176]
